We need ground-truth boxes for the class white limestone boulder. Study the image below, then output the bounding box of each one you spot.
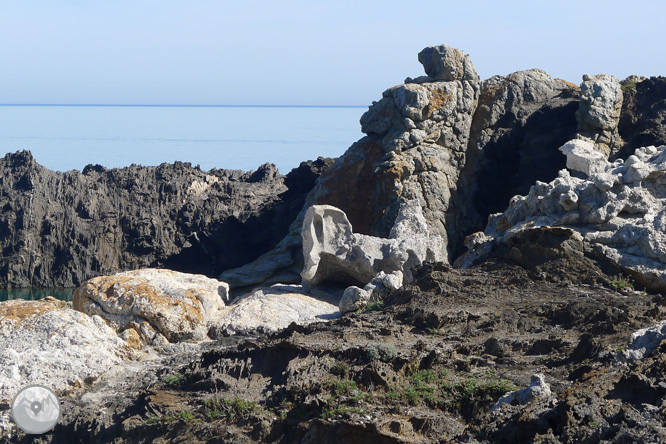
[211,284,340,335]
[492,374,554,412]
[301,202,444,294]
[339,286,372,314]
[559,139,610,176]
[576,74,623,158]
[625,321,666,360]
[73,268,229,345]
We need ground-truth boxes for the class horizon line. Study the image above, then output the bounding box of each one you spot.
[0,103,367,108]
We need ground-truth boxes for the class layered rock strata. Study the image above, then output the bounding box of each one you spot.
[0,151,331,288]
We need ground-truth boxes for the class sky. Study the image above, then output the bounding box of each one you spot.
[1,0,665,106]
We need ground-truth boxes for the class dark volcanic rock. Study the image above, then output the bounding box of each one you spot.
[18,251,666,443]
[0,151,331,288]
[460,70,580,240]
[617,76,666,158]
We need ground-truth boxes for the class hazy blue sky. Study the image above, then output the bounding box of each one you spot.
[1,0,664,106]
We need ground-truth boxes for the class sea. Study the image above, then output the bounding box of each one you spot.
[0,104,365,174]
[0,104,366,301]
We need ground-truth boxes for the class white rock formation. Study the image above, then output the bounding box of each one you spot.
[301,202,444,305]
[625,320,666,360]
[559,139,610,176]
[0,297,126,402]
[73,269,229,345]
[492,374,553,412]
[460,141,666,292]
[339,286,372,314]
[338,270,403,314]
[576,74,623,158]
[211,284,340,335]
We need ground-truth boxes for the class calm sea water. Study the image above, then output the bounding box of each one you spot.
[0,105,365,173]
[0,105,365,301]
[0,288,74,302]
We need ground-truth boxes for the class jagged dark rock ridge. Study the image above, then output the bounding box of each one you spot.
[0,151,333,288]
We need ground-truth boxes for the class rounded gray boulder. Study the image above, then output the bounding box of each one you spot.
[417,44,479,82]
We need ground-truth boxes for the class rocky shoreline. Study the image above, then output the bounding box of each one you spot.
[2,43,666,443]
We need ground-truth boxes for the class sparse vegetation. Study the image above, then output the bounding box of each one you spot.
[381,366,516,413]
[365,343,398,362]
[609,278,634,291]
[330,361,349,378]
[621,80,637,93]
[362,301,385,313]
[145,410,194,424]
[163,373,184,388]
[203,396,262,423]
[321,378,367,419]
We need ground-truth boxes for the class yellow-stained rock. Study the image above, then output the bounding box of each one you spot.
[73,269,229,344]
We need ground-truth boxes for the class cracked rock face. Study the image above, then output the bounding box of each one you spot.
[73,269,229,344]
[462,69,580,234]
[417,43,479,82]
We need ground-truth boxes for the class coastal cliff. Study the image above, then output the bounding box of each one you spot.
[3,44,666,444]
[0,152,332,288]
[220,46,666,289]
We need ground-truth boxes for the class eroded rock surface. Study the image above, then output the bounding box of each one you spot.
[73,269,229,344]
[25,254,666,444]
[0,152,330,288]
[301,203,444,291]
[309,44,480,260]
[462,69,581,237]
[0,297,126,403]
[618,76,666,157]
[576,74,623,157]
[461,139,666,292]
[210,284,340,336]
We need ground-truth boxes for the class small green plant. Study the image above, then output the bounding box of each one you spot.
[609,278,633,291]
[325,379,359,397]
[621,80,637,93]
[320,378,368,420]
[176,410,194,422]
[203,397,262,423]
[163,373,184,387]
[272,401,294,420]
[362,301,385,313]
[426,327,446,336]
[145,416,161,424]
[322,405,366,419]
[145,411,194,424]
[330,362,349,378]
[442,378,517,410]
[365,343,398,362]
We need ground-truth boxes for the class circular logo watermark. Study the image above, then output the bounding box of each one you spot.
[11,385,61,434]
